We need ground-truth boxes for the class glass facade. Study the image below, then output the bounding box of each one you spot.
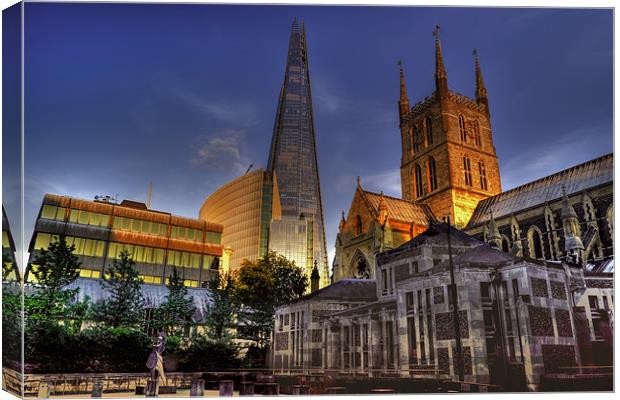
[267,20,329,287]
[26,194,224,288]
[200,169,281,271]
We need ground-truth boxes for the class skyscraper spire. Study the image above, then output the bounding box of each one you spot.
[433,25,448,96]
[473,49,489,115]
[398,60,410,119]
[267,20,330,289]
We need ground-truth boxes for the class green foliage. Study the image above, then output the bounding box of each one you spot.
[29,239,81,318]
[94,250,145,327]
[236,251,307,347]
[24,322,151,373]
[151,267,196,336]
[178,335,240,372]
[2,288,22,364]
[203,272,237,342]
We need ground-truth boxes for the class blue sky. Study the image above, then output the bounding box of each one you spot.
[10,3,613,264]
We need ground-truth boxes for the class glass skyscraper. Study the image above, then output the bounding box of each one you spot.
[267,19,329,288]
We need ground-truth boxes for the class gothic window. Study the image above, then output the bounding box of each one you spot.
[459,115,466,142]
[528,226,544,259]
[425,117,434,145]
[501,235,510,253]
[473,120,481,146]
[414,164,424,198]
[427,157,438,192]
[353,252,370,279]
[413,126,421,153]
[478,161,488,190]
[463,156,472,186]
[355,215,363,236]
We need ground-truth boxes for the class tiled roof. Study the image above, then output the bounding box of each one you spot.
[467,154,613,228]
[362,190,435,225]
[285,279,377,305]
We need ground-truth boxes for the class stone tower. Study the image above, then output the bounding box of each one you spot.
[399,26,501,228]
[267,19,330,288]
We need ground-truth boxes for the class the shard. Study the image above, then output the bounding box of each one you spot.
[267,19,329,289]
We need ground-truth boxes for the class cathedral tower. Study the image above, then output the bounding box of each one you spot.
[399,26,501,228]
[267,19,329,288]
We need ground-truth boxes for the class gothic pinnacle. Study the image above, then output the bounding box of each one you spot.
[433,25,448,96]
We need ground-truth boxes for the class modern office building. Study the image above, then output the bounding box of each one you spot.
[25,194,225,288]
[199,168,281,271]
[267,19,329,288]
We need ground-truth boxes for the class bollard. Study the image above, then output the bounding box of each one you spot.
[38,382,51,399]
[291,385,301,395]
[263,383,279,396]
[299,385,310,395]
[240,381,255,396]
[135,386,146,395]
[91,381,103,398]
[219,380,234,396]
[190,379,205,396]
[145,380,158,397]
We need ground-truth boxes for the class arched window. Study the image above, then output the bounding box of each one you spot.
[501,235,510,253]
[355,215,363,236]
[413,126,421,153]
[459,115,466,142]
[478,161,488,191]
[414,164,424,198]
[462,156,472,186]
[425,117,434,145]
[528,226,544,259]
[427,157,437,191]
[473,120,481,146]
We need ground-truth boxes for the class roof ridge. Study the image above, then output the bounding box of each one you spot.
[485,153,612,201]
[362,189,424,205]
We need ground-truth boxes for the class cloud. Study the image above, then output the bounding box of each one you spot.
[190,129,251,175]
[500,123,612,191]
[361,169,402,198]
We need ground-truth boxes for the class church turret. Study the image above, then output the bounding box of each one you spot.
[378,191,389,225]
[486,212,502,249]
[561,185,584,264]
[473,49,489,117]
[433,25,448,98]
[310,261,320,292]
[398,61,410,120]
[339,210,346,232]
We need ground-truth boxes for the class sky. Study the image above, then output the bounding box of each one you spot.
[4,3,613,267]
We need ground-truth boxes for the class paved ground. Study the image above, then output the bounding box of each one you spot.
[42,389,241,398]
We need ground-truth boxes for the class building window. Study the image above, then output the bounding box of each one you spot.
[425,117,434,145]
[478,161,488,190]
[528,226,544,259]
[414,164,424,198]
[427,157,438,192]
[459,115,466,142]
[589,295,599,310]
[463,157,472,186]
[413,126,421,153]
[355,215,363,236]
[473,120,481,146]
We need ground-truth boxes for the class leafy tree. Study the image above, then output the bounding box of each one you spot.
[203,272,237,341]
[236,251,307,349]
[153,266,196,336]
[95,250,145,328]
[28,238,81,318]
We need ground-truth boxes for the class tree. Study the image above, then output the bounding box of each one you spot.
[95,250,145,328]
[203,272,237,341]
[153,266,196,336]
[28,238,81,318]
[236,252,307,350]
